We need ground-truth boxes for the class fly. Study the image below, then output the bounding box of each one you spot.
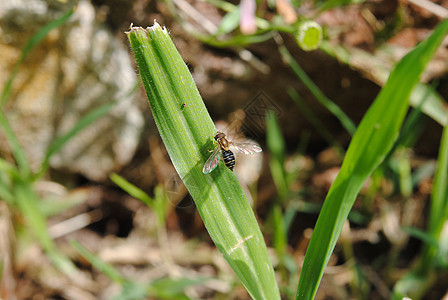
[202,132,262,174]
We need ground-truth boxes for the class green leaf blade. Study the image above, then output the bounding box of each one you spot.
[127,23,280,300]
[297,19,448,299]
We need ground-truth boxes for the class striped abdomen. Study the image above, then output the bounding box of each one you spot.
[222,149,235,171]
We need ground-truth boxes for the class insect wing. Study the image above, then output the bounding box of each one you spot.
[231,142,262,154]
[203,147,221,174]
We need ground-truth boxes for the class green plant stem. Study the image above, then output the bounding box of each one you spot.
[276,35,357,136]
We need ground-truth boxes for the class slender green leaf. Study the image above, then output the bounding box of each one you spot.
[1,8,74,106]
[266,111,288,198]
[394,106,448,298]
[0,8,74,176]
[196,31,275,47]
[296,19,448,299]
[127,23,280,299]
[0,111,30,176]
[217,8,241,34]
[71,240,124,284]
[401,226,439,248]
[146,277,210,299]
[111,174,169,227]
[37,102,115,177]
[320,43,448,126]
[14,179,77,275]
[0,157,18,176]
[278,41,356,136]
[110,173,154,207]
[114,282,148,300]
[0,167,14,204]
[410,83,447,126]
[287,87,340,148]
[392,272,434,300]
[429,109,448,232]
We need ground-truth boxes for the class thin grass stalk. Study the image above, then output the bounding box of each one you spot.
[275,35,356,136]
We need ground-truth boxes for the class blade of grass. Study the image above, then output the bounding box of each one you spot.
[0,8,74,176]
[427,109,448,236]
[266,111,290,281]
[296,19,448,299]
[37,102,115,178]
[0,158,18,177]
[127,23,280,299]
[393,107,448,299]
[287,87,341,148]
[146,277,210,300]
[0,160,14,205]
[410,83,447,126]
[266,111,288,199]
[110,173,154,208]
[1,8,74,106]
[276,35,357,136]
[111,174,203,296]
[320,42,448,126]
[71,240,124,284]
[110,174,167,238]
[14,178,77,275]
[0,111,31,177]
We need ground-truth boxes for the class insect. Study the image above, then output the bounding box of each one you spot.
[203,132,262,174]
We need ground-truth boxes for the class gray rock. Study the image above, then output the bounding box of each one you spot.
[0,0,143,181]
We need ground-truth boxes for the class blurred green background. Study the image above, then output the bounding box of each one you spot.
[1,0,448,299]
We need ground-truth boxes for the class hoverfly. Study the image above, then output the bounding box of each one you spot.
[202,132,262,174]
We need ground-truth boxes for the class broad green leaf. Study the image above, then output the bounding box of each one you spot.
[127,23,280,299]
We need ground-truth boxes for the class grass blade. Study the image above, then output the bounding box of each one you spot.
[0,8,74,176]
[296,19,448,299]
[37,102,115,177]
[0,111,31,176]
[277,38,356,136]
[110,173,154,208]
[127,23,280,299]
[71,240,124,284]
[14,179,77,275]
[320,43,448,126]
[393,106,448,299]
[428,109,448,233]
[287,87,341,148]
[266,111,288,199]
[1,8,74,106]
